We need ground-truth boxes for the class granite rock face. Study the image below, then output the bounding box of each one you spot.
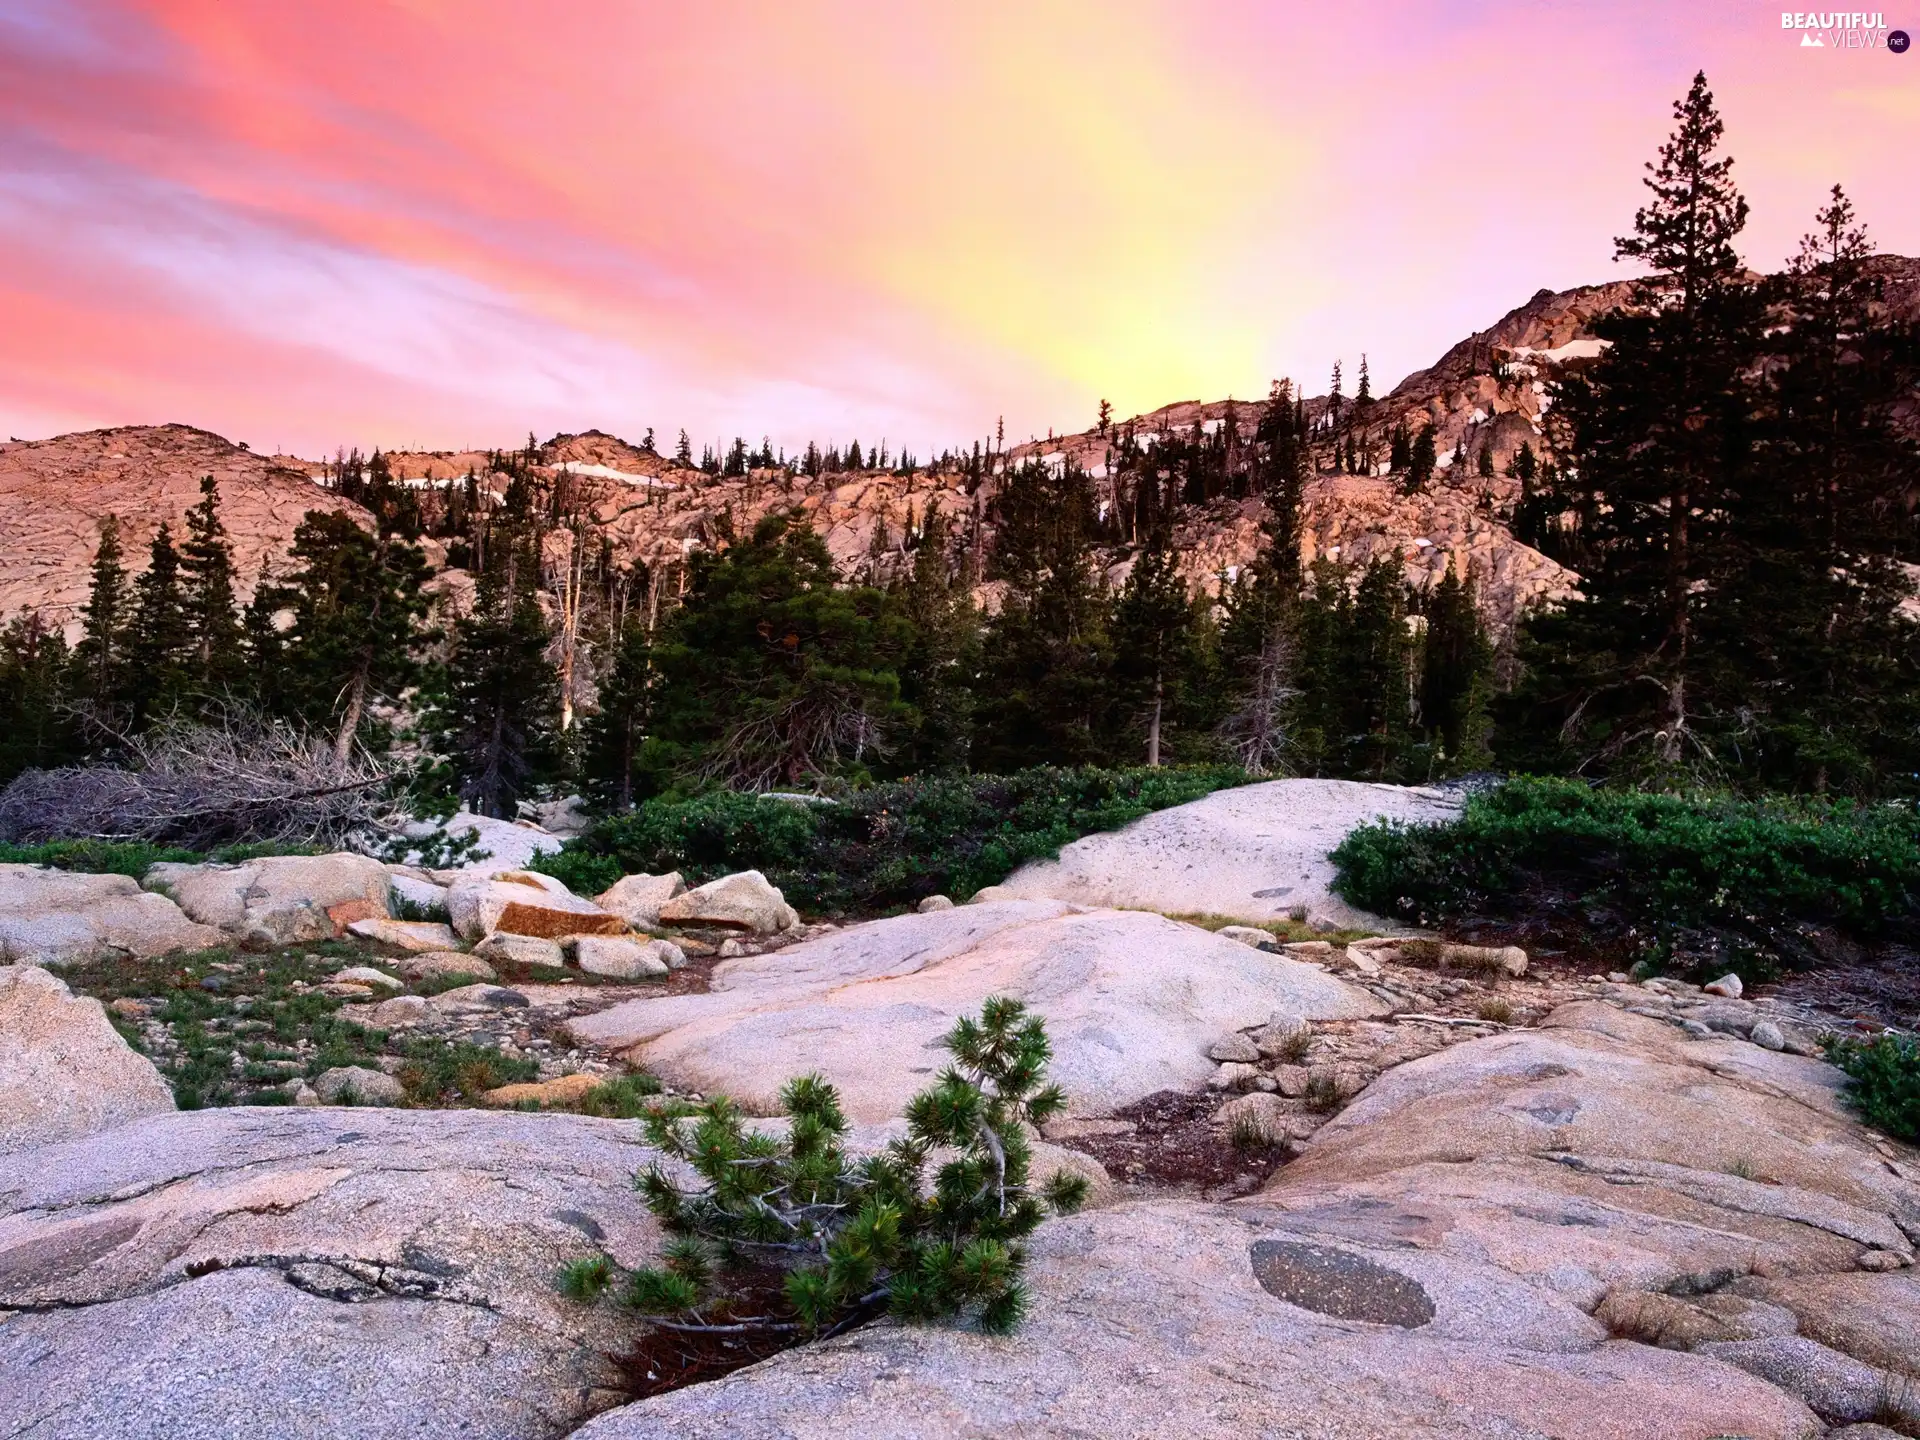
[0,1107,662,1440]
[0,864,222,966]
[571,900,1387,1122]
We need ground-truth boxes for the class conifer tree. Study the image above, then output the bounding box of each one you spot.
[1355,354,1372,406]
[898,506,978,773]
[0,613,77,781]
[1476,444,1495,480]
[675,429,693,467]
[1512,71,1762,778]
[179,475,245,696]
[1404,425,1436,493]
[1510,441,1538,483]
[126,522,190,727]
[1389,424,1411,473]
[73,516,130,711]
[1419,562,1494,774]
[1111,527,1198,766]
[278,511,432,761]
[581,611,656,810]
[441,537,561,815]
[1344,560,1413,779]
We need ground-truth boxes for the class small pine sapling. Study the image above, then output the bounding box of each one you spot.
[561,998,1086,1339]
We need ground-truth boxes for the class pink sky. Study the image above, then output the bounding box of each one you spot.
[2,1,1915,459]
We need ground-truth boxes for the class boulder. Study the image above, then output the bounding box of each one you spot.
[473,933,567,968]
[346,917,461,952]
[966,884,1016,904]
[329,965,402,990]
[0,1107,660,1440]
[396,950,497,984]
[369,995,429,1029]
[447,870,623,942]
[594,872,686,930]
[916,894,955,913]
[389,872,451,919]
[1699,1337,1914,1426]
[148,853,393,949]
[1734,1271,1920,1377]
[570,936,674,981]
[1705,973,1745,998]
[574,1199,1819,1440]
[0,965,174,1155]
[986,777,1459,928]
[1207,1032,1261,1063]
[0,864,222,966]
[428,984,530,1017]
[312,1065,406,1106]
[402,809,563,872]
[656,870,798,934]
[571,901,1386,1123]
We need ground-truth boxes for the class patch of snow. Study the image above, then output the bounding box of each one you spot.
[1510,338,1611,363]
[1469,407,1488,424]
[551,460,677,489]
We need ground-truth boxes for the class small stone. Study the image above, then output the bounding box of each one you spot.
[429,984,530,1014]
[916,894,954,913]
[1704,972,1744,998]
[718,938,746,959]
[1208,1062,1260,1091]
[473,932,566,968]
[370,995,429,1029]
[1249,1074,1278,1093]
[1342,948,1383,978]
[1213,1091,1295,1143]
[1214,925,1276,951]
[330,965,403,991]
[1680,1019,1714,1038]
[396,950,496,984]
[1856,1249,1907,1272]
[1607,971,1630,983]
[319,981,374,998]
[1272,1064,1310,1098]
[1281,941,1336,960]
[1207,1032,1261,1064]
[108,997,150,1018]
[312,1065,405,1106]
[1252,1013,1309,1058]
[1750,1020,1787,1051]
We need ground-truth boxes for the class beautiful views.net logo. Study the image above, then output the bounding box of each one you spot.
[1780,12,1910,49]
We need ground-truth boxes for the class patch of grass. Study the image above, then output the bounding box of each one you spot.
[394,1036,539,1105]
[1825,1031,1920,1142]
[1228,1111,1281,1151]
[570,1073,664,1118]
[1302,1071,1346,1114]
[534,765,1249,915]
[0,838,319,878]
[1269,1028,1313,1064]
[1476,997,1516,1025]
[1331,776,1920,977]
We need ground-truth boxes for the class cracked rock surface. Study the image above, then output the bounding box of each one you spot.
[0,1107,663,1439]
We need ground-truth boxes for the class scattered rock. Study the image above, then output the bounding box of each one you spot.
[429,984,531,1016]
[916,894,954,913]
[594,872,686,930]
[148,853,393,949]
[1856,1249,1906,1273]
[717,938,746,959]
[369,995,429,1029]
[0,864,222,966]
[481,1072,605,1109]
[1214,1091,1299,1143]
[311,1065,406,1106]
[1284,941,1338,961]
[1736,1271,1920,1376]
[449,871,624,941]
[570,935,672,981]
[1395,939,1529,977]
[330,965,402,991]
[1215,924,1277,950]
[473,933,567,968]
[1272,1064,1311,1097]
[1252,1013,1311,1058]
[1690,999,1759,1035]
[0,965,174,1155]
[1208,1061,1260,1091]
[657,870,798,934]
[1705,973,1745,999]
[1751,1020,1787,1051]
[346,917,461,952]
[397,951,497,984]
[1207,1032,1261,1063]
[965,884,1015,904]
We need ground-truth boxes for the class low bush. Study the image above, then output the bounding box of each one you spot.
[536,765,1247,913]
[560,998,1085,1341]
[1825,1032,1920,1141]
[1331,777,1920,975]
[0,837,319,878]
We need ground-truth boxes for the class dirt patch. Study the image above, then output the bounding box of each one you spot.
[1054,1090,1291,1199]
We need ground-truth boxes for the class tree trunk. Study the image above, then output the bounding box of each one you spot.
[333,661,368,766]
[1146,674,1163,767]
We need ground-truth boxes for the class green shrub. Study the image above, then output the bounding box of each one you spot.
[1825,1032,1920,1141]
[1331,777,1920,973]
[536,765,1247,913]
[0,837,319,878]
[559,998,1086,1337]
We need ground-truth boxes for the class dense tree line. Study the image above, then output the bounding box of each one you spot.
[3,74,1913,814]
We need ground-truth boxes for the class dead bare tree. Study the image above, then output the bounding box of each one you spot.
[0,713,395,850]
[1217,625,1300,778]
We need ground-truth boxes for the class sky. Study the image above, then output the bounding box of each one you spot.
[2,1,1917,460]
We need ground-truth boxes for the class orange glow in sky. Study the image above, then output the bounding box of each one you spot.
[2,1,1916,457]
